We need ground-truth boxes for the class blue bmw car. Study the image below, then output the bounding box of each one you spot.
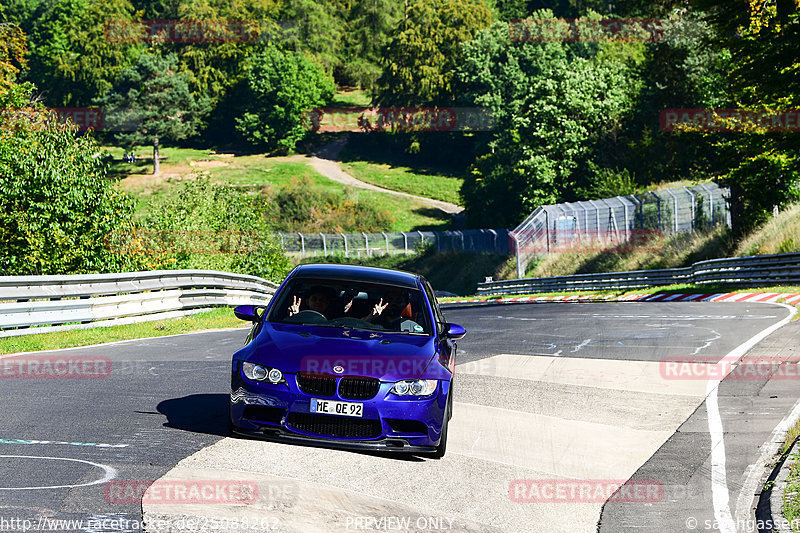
[229,264,465,457]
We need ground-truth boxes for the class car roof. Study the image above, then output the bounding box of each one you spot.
[290,264,421,289]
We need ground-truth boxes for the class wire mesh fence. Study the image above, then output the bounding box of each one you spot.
[275,229,512,258]
[510,183,730,277]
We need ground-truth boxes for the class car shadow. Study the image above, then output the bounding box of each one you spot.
[157,394,230,437]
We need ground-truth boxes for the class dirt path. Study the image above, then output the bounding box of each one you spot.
[305,136,464,215]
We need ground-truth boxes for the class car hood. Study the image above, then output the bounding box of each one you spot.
[253,322,438,381]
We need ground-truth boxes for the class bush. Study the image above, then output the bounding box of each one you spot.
[0,108,138,274]
[136,178,291,281]
[266,178,394,233]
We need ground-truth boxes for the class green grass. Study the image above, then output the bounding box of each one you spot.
[340,161,464,205]
[736,203,800,256]
[111,147,453,232]
[783,426,800,532]
[525,226,735,278]
[0,308,246,355]
[105,145,221,178]
[330,88,372,107]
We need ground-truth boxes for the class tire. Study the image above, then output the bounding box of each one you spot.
[227,404,236,437]
[432,391,451,458]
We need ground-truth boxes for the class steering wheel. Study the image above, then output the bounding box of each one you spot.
[328,317,373,328]
[285,310,327,324]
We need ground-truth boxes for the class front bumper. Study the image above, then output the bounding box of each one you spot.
[230,369,449,450]
[231,425,437,454]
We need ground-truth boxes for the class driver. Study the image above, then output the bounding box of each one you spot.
[287,286,336,318]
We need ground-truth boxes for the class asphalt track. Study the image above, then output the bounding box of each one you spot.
[0,301,797,533]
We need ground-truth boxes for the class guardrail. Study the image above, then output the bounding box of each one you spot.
[0,270,278,338]
[477,252,800,295]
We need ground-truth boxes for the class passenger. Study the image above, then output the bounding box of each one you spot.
[364,290,411,330]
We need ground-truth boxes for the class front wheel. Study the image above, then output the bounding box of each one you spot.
[432,392,451,458]
[227,404,236,437]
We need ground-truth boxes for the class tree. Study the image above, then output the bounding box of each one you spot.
[95,52,210,174]
[278,0,345,74]
[376,0,492,105]
[457,19,642,227]
[234,46,335,153]
[339,0,403,88]
[0,107,137,275]
[689,0,800,233]
[0,22,35,108]
[26,0,141,107]
[138,177,291,281]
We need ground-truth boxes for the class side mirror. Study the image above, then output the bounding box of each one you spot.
[234,305,262,322]
[444,323,466,340]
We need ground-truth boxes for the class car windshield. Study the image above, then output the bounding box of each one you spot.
[268,278,432,336]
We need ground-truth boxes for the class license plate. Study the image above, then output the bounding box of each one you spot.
[310,398,363,418]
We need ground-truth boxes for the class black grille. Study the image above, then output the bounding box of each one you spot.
[286,412,382,438]
[242,405,285,424]
[296,373,336,396]
[339,377,380,399]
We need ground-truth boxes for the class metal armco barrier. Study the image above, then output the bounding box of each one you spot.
[477,252,800,295]
[0,270,278,337]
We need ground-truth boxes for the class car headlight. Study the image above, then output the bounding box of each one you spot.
[391,379,437,397]
[242,362,285,384]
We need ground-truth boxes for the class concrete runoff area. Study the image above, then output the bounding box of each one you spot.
[143,350,716,533]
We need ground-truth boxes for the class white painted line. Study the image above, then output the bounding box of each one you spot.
[704,303,797,533]
[0,456,117,490]
[734,397,800,530]
[0,438,128,448]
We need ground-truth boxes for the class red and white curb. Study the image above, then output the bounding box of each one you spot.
[442,292,800,306]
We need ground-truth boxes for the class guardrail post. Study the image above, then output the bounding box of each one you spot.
[362,232,369,257]
[320,233,327,256]
[489,229,497,252]
[381,232,390,254]
[649,192,661,232]
[588,200,602,243]
[544,209,551,253]
[514,232,523,278]
[401,232,408,254]
[299,233,305,258]
[699,183,715,225]
[417,230,424,250]
[665,188,679,234]
[683,186,697,231]
[341,233,348,257]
